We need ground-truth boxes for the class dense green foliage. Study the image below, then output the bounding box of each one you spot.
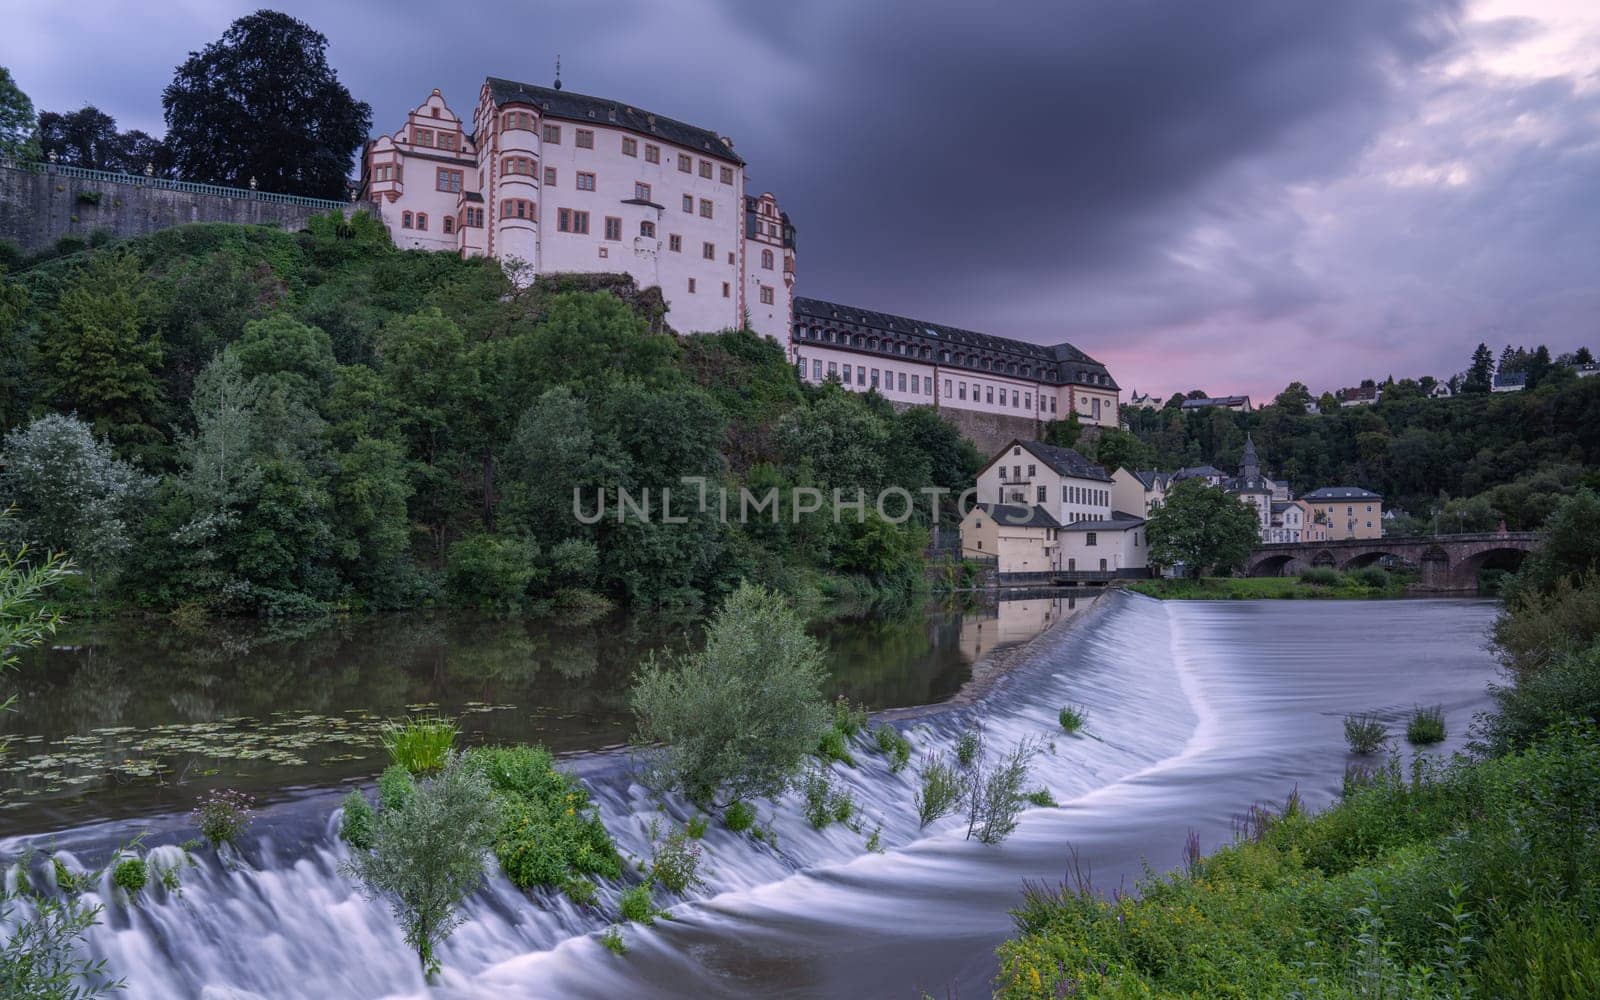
[1144,479,1260,577]
[1128,571,1410,601]
[462,745,621,892]
[0,66,38,161]
[380,718,457,775]
[0,218,978,615]
[997,490,1600,999]
[631,582,831,804]
[1122,372,1600,525]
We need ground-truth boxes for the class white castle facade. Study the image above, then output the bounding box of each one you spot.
[360,76,1119,429]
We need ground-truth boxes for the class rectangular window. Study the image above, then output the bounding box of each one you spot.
[1086,533,1097,547]
[828,361,838,377]
[576,171,596,191]
[622,137,637,157]
[677,153,692,172]
[542,124,561,144]
[813,360,822,380]
[699,198,713,219]
[986,387,994,403]
[604,216,621,241]
[702,242,715,260]
[544,166,557,186]
[871,369,880,387]
[844,364,852,383]
[857,368,865,386]
[437,132,457,151]
[645,144,659,163]
[634,181,651,201]
[443,216,455,234]
[575,128,594,149]
[436,168,462,192]
[669,234,682,252]
[897,372,907,392]
[944,379,952,396]
[1024,393,1031,409]
[959,383,967,400]
[720,165,734,185]
[640,220,656,238]
[682,194,694,213]
[556,209,589,234]
[1037,486,1046,503]
[759,285,774,305]
[722,282,730,298]
[910,375,919,394]
[413,127,434,147]
[557,208,571,232]
[699,159,713,179]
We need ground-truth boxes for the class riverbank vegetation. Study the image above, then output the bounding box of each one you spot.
[996,490,1600,998]
[1127,566,1410,601]
[0,218,979,619]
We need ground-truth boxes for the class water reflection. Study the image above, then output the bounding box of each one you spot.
[1,594,1091,832]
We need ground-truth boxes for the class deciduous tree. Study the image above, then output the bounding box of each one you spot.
[1145,479,1260,578]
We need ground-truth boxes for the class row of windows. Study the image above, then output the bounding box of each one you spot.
[795,326,1102,385]
[401,210,482,234]
[997,467,1107,507]
[534,122,735,183]
[411,126,459,152]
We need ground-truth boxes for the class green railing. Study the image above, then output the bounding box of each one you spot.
[1,156,351,212]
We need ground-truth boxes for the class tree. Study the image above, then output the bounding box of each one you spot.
[1040,410,1082,449]
[1525,345,1554,389]
[1465,343,1495,393]
[1144,479,1260,578]
[631,582,829,804]
[35,105,169,174]
[162,11,371,198]
[1511,488,1600,598]
[0,414,154,590]
[1089,427,1153,475]
[340,754,499,979]
[37,251,166,463]
[1273,382,1313,411]
[0,66,36,160]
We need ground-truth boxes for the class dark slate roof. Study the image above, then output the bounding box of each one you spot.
[462,191,484,203]
[792,297,1118,390]
[975,503,1062,529]
[1226,475,1274,494]
[1172,465,1226,481]
[1493,371,1528,388]
[1060,511,1146,532]
[485,77,743,164]
[1302,486,1383,501]
[1180,395,1251,410]
[1130,469,1171,490]
[1020,440,1113,482]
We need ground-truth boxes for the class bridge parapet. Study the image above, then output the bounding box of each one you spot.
[1245,532,1542,592]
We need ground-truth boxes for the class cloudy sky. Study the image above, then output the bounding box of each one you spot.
[9,0,1598,400]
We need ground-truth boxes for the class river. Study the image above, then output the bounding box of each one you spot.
[1,592,1500,998]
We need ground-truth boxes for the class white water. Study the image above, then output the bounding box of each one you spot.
[4,594,1500,999]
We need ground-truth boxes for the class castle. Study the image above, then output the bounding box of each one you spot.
[359,76,1120,431]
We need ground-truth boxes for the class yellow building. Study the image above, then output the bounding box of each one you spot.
[959,503,1061,575]
[1301,487,1384,539]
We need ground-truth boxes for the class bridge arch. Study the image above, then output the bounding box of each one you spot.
[1338,549,1407,572]
[1454,545,1529,591]
[1248,553,1297,577]
[1309,549,1337,569]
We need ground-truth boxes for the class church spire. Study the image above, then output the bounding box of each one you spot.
[1240,433,1261,480]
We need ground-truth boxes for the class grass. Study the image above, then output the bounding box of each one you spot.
[1344,712,1390,754]
[1406,704,1447,745]
[815,727,856,767]
[1057,704,1087,734]
[380,717,458,775]
[995,724,1600,999]
[1128,571,1410,601]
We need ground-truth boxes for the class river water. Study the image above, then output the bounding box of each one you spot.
[1,593,1500,999]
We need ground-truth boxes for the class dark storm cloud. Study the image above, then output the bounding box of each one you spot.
[8,0,1596,398]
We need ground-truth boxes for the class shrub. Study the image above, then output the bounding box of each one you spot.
[632,583,830,805]
[954,730,981,768]
[1025,788,1057,808]
[1344,713,1389,754]
[1352,565,1390,590]
[685,815,708,840]
[1299,566,1342,586]
[964,739,1040,844]
[381,717,457,775]
[914,754,964,827]
[872,724,912,772]
[464,745,621,890]
[0,887,118,998]
[1476,642,1600,755]
[191,788,254,849]
[1490,576,1600,678]
[816,727,856,767]
[377,765,415,811]
[600,925,626,955]
[564,878,598,908]
[112,859,147,895]
[831,697,868,737]
[1405,705,1446,745]
[800,765,856,830]
[340,790,377,850]
[1057,704,1086,734]
[619,884,655,924]
[648,821,706,895]
[340,753,500,979]
[724,801,755,833]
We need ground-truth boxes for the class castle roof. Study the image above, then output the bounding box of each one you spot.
[1302,486,1383,501]
[485,77,743,164]
[793,297,1118,390]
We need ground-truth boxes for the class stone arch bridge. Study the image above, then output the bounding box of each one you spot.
[1245,532,1541,592]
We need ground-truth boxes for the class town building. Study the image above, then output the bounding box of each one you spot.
[1112,468,1171,517]
[791,299,1121,429]
[1171,465,1228,488]
[1301,486,1384,539]
[1126,390,1160,410]
[1180,395,1252,413]
[976,440,1114,525]
[1429,381,1454,399]
[959,503,1060,575]
[1492,371,1527,392]
[1576,363,1599,379]
[1339,385,1381,406]
[359,79,796,343]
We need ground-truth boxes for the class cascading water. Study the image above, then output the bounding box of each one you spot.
[3,593,1501,999]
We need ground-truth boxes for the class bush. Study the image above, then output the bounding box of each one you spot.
[1025,788,1057,807]
[963,738,1040,844]
[724,801,755,833]
[191,788,254,849]
[564,878,597,908]
[619,884,655,924]
[648,822,705,895]
[112,859,147,895]
[685,815,708,840]
[954,730,980,768]
[1405,705,1446,745]
[1057,704,1086,734]
[872,724,912,773]
[799,766,856,830]
[1490,576,1600,678]
[464,745,620,890]
[816,727,856,767]
[600,925,626,955]
[1299,566,1343,586]
[1343,713,1388,754]
[377,765,414,811]
[632,583,830,804]
[340,790,376,850]
[381,717,457,775]
[443,533,543,612]
[1476,642,1600,755]
[1352,565,1390,590]
[914,754,964,827]
[340,753,500,979]
[831,697,868,737]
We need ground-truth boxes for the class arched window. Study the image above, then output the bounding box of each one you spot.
[761,249,773,269]
[401,211,413,228]
[415,213,428,231]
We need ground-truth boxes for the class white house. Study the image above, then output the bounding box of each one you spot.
[959,503,1061,575]
[976,440,1115,526]
[1112,468,1170,518]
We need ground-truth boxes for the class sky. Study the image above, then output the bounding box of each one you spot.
[7,0,1598,401]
